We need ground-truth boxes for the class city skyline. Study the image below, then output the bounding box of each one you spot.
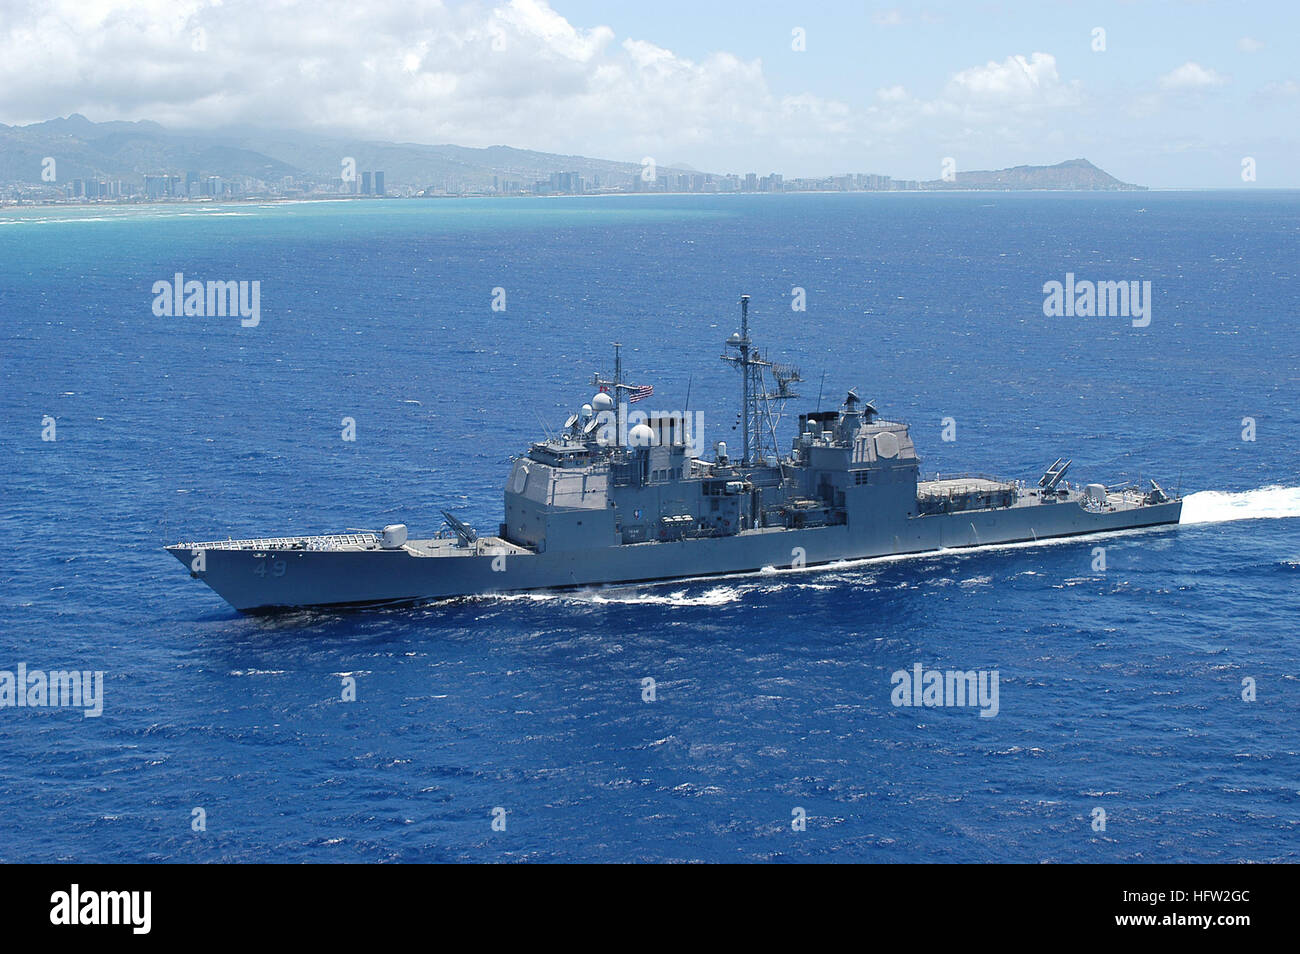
[4,114,1142,204]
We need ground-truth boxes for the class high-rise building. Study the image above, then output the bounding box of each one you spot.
[546,171,584,194]
[361,171,372,195]
[374,172,384,196]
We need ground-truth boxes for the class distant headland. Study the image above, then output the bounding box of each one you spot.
[919,158,1145,191]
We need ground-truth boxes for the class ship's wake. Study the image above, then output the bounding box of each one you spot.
[1179,486,1300,525]
[492,585,745,607]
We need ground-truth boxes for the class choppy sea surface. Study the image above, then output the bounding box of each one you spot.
[1,192,1297,862]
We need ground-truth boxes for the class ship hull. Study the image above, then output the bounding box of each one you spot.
[167,498,1182,613]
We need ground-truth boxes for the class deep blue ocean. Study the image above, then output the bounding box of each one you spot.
[1,192,1297,863]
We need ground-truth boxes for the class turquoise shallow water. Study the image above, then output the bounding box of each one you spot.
[1,192,1297,862]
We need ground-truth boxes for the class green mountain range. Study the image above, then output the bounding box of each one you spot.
[0,115,1146,192]
[0,114,679,190]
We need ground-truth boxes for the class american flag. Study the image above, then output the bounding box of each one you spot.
[627,384,654,404]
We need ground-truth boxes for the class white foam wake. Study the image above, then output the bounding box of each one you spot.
[1180,486,1300,525]
[488,585,744,607]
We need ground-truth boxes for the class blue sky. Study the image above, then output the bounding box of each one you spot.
[548,0,1299,186]
[1,0,1295,187]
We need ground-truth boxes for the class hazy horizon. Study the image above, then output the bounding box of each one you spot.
[1,0,1295,188]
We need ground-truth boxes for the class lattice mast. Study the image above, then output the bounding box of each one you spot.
[721,295,801,466]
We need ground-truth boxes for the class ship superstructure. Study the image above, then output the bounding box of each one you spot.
[168,296,1181,612]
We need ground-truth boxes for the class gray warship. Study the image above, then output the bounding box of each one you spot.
[167,295,1182,612]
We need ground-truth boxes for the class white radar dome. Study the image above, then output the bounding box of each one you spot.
[592,392,614,411]
[628,423,655,447]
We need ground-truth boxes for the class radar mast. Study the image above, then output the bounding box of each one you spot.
[721,294,801,466]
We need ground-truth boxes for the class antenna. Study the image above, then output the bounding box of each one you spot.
[614,342,622,447]
[534,409,556,443]
[591,342,650,450]
[816,371,826,412]
[740,296,751,465]
[721,294,800,467]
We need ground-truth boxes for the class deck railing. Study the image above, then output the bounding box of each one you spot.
[179,532,380,551]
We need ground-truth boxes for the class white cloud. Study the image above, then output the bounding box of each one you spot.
[0,4,1164,179]
[1157,61,1228,91]
[1236,37,1264,54]
[946,53,1074,105]
[1258,79,1299,99]
[852,52,1088,169]
[499,0,612,63]
[0,0,864,172]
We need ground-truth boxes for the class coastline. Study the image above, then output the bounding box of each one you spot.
[4,185,1281,213]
